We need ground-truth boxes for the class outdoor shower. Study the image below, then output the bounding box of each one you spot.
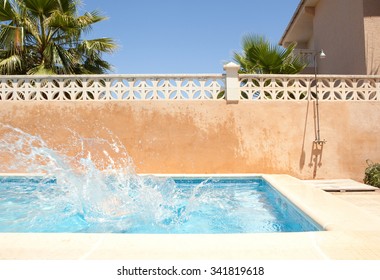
[313,49,326,145]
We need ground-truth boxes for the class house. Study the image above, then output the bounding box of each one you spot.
[279,0,380,74]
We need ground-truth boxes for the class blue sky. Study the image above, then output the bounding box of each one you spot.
[80,0,300,74]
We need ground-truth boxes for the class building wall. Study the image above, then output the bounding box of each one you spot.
[313,0,367,74]
[1,101,379,182]
[363,0,380,74]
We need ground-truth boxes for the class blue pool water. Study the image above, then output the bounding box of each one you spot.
[0,176,321,234]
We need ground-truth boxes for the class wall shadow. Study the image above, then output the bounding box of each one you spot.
[308,142,325,179]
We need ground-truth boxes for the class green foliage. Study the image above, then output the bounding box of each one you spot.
[0,0,117,75]
[364,160,380,188]
[233,34,306,74]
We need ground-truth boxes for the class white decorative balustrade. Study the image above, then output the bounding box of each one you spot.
[0,73,379,101]
[0,74,225,101]
[239,75,380,101]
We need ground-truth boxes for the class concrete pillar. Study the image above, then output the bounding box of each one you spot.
[223,62,241,102]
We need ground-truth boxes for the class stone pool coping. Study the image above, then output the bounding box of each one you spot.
[1,174,380,259]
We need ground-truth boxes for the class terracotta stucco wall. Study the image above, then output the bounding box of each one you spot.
[1,101,379,181]
[313,0,367,74]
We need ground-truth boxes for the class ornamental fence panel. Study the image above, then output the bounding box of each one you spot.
[239,75,380,101]
[0,75,225,101]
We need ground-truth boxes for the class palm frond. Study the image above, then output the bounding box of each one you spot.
[53,43,77,73]
[22,0,60,16]
[76,11,107,35]
[27,64,55,75]
[80,37,117,54]
[78,11,107,26]
[0,53,23,74]
[0,0,16,21]
[234,34,306,74]
[82,56,113,74]
[56,0,78,14]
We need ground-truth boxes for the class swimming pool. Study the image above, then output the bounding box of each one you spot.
[0,175,321,234]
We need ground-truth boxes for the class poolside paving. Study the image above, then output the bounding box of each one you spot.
[302,179,378,192]
[331,192,380,218]
[1,230,380,260]
[303,178,380,218]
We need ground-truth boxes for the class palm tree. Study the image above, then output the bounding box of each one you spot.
[0,0,117,75]
[234,34,306,74]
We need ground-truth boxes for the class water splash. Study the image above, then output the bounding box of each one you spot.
[0,124,187,233]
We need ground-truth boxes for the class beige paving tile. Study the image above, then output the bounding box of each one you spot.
[331,192,380,218]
